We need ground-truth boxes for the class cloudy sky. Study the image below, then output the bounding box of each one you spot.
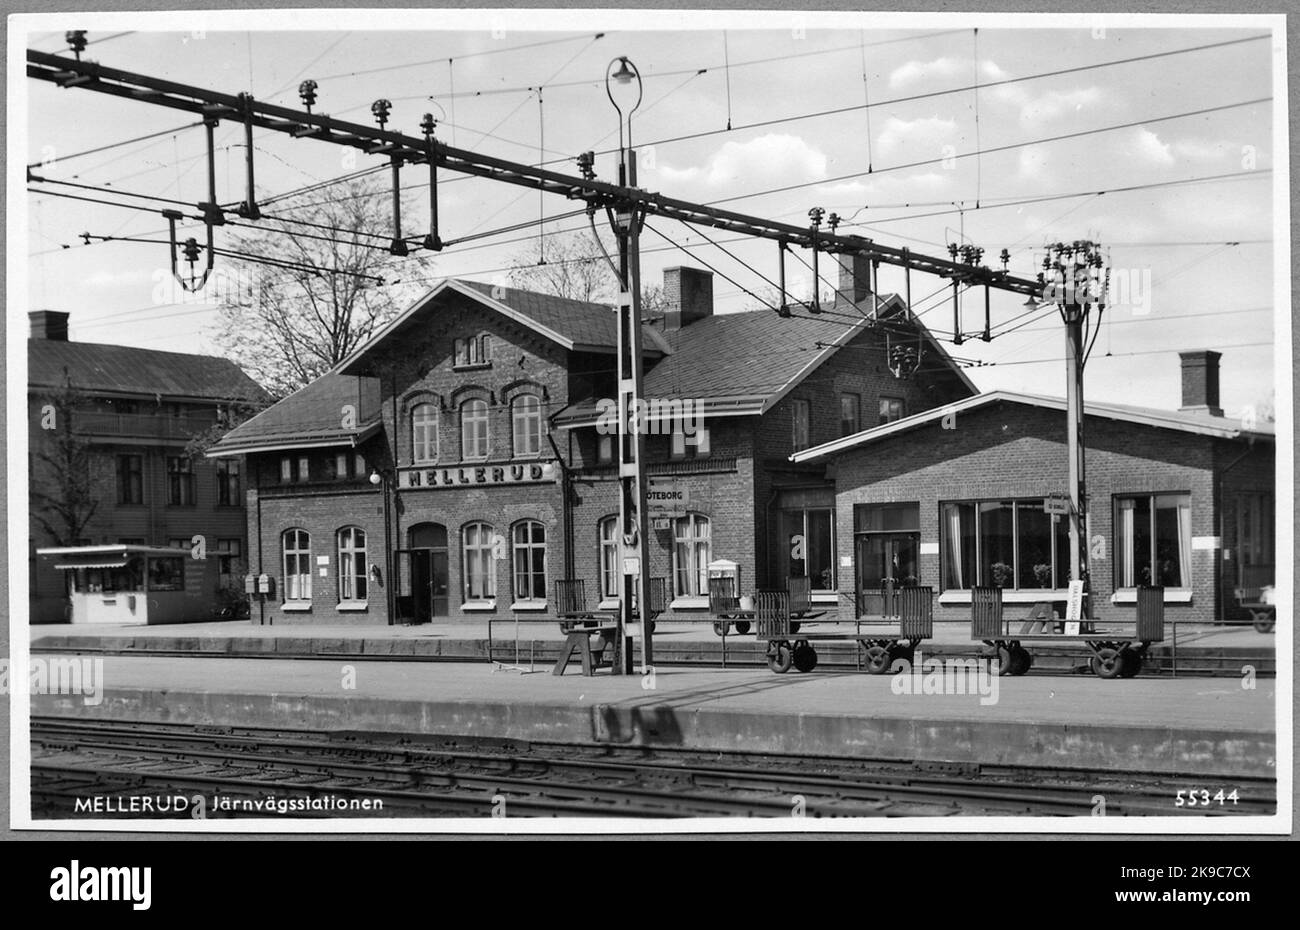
[18,11,1282,417]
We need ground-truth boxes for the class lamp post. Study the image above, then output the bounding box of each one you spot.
[606,56,652,676]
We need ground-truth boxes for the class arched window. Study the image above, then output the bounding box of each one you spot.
[462,522,497,601]
[282,529,312,601]
[512,394,542,457]
[461,398,490,460]
[512,520,547,601]
[337,526,367,603]
[599,516,619,600]
[411,403,439,464]
[673,513,711,597]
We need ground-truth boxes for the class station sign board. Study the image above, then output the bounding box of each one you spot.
[646,479,690,518]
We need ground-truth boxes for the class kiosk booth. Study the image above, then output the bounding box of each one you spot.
[37,544,205,625]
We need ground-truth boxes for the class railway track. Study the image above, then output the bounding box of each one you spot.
[31,718,1275,819]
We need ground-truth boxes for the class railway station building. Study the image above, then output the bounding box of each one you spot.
[790,350,1275,627]
[208,260,974,624]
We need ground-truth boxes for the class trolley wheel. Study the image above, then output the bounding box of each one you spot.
[1118,647,1143,678]
[768,642,794,674]
[1252,612,1275,634]
[712,621,728,636]
[792,643,818,673]
[734,620,751,635]
[994,645,1016,676]
[863,644,891,675]
[1010,645,1032,676]
[1090,647,1126,680]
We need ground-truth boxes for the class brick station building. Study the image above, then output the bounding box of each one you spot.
[208,261,973,624]
[791,350,1275,626]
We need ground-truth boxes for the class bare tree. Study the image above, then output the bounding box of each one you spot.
[510,225,669,317]
[214,176,435,399]
[31,374,107,546]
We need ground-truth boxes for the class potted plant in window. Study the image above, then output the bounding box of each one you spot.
[990,561,1013,588]
[1033,563,1052,589]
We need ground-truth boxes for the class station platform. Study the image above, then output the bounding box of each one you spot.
[29,653,1276,778]
[30,617,1277,677]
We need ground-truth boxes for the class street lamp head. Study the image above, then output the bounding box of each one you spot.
[369,471,382,486]
[611,57,636,84]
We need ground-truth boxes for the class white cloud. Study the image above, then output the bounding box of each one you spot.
[1171,138,1231,162]
[816,170,953,202]
[888,57,1007,90]
[654,134,827,191]
[1130,127,1175,165]
[83,269,154,288]
[875,115,956,160]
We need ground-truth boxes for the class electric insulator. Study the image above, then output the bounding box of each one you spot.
[66,31,88,58]
[371,99,392,128]
[808,206,825,228]
[420,113,437,137]
[298,80,318,113]
[182,237,201,264]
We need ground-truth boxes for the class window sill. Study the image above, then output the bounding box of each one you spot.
[462,600,497,612]
[1112,589,1193,604]
[510,599,548,612]
[597,598,621,610]
[670,596,709,610]
[810,592,841,605]
[938,589,1074,605]
[452,362,492,372]
[337,602,369,612]
[281,601,313,612]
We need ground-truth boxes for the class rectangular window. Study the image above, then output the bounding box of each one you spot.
[216,459,241,506]
[462,523,497,601]
[879,396,905,425]
[670,423,711,460]
[782,508,836,591]
[216,538,242,588]
[791,399,811,451]
[148,555,185,592]
[116,455,144,504]
[337,527,368,602]
[840,393,861,437]
[672,514,711,597]
[512,521,547,601]
[1115,493,1191,588]
[855,503,921,588]
[167,456,196,505]
[461,400,490,460]
[940,498,1071,591]
[596,433,614,465]
[280,457,293,483]
[599,517,619,599]
[282,529,312,601]
[297,456,310,482]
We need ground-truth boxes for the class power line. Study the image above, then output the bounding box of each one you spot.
[25,121,204,170]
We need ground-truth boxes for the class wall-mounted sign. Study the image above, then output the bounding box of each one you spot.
[646,479,690,518]
[399,462,556,490]
[1043,495,1072,516]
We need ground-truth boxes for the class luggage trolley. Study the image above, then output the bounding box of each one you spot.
[755,585,932,675]
[970,584,1165,679]
[551,577,667,676]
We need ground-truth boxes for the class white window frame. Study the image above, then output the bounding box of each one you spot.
[337,526,367,604]
[512,394,543,458]
[462,522,497,603]
[599,516,620,604]
[672,512,712,599]
[411,402,439,464]
[461,399,490,460]
[282,529,312,603]
[511,520,547,605]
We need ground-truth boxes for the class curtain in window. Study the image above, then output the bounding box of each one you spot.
[1119,498,1136,587]
[942,503,964,588]
[1175,499,1192,588]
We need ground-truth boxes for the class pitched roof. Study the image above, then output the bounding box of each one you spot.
[553,294,975,426]
[336,278,670,376]
[206,371,382,456]
[790,389,1275,462]
[28,338,265,402]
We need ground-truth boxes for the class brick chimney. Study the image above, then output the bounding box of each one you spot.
[29,310,70,341]
[1179,350,1223,417]
[836,252,872,308]
[662,266,713,331]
